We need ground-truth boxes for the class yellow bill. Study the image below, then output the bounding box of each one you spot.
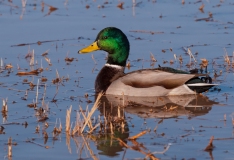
[78,41,100,54]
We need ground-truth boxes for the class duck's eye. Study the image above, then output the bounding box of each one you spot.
[103,36,108,39]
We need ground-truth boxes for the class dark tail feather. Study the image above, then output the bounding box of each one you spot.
[186,84,217,93]
[186,77,218,93]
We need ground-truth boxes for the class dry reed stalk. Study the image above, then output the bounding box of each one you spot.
[122,92,125,106]
[126,61,131,69]
[64,0,69,6]
[36,79,39,104]
[44,121,49,129]
[81,135,99,160]
[72,111,83,135]
[200,58,208,70]
[59,118,62,132]
[121,121,125,133]
[204,136,215,151]
[0,58,3,69]
[21,0,27,8]
[35,124,40,133]
[8,137,12,158]
[71,137,81,153]
[147,143,172,156]
[43,131,48,139]
[116,138,159,160]
[5,64,13,69]
[44,3,58,12]
[66,106,72,134]
[65,57,74,62]
[187,48,197,63]
[87,123,100,134]
[2,98,8,113]
[66,133,71,153]
[223,48,230,65]
[30,49,34,66]
[42,90,48,110]
[179,55,183,64]
[117,138,129,148]
[104,116,107,133]
[17,69,42,75]
[44,56,52,66]
[110,122,114,135]
[80,92,103,133]
[128,130,148,140]
[117,2,124,9]
[91,54,97,65]
[0,126,5,134]
[41,49,49,56]
[118,106,121,118]
[25,139,49,149]
[80,110,93,131]
[153,125,158,132]
[150,52,157,62]
[168,48,176,58]
[56,69,59,78]
[199,4,205,12]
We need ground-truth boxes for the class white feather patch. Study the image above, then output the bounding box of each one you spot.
[186,83,219,86]
[167,84,195,95]
[105,63,124,69]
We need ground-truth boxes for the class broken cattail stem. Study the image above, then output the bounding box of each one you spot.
[8,137,12,158]
[56,69,59,78]
[149,143,172,155]
[2,98,8,112]
[66,105,72,133]
[59,118,62,132]
[116,138,129,148]
[80,92,103,133]
[30,49,35,66]
[223,48,230,65]
[36,79,39,104]
[150,52,157,62]
[17,68,43,76]
[199,3,205,12]
[80,106,93,130]
[0,58,3,69]
[153,125,158,132]
[204,136,215,151]
[44,56,52,66]
[187,48,197,63]
[128,130,148,140]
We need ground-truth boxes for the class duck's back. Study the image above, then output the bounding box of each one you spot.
[105,69,196,96]
[105,67,217,96]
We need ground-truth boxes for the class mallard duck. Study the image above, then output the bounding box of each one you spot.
[78,27,217,96]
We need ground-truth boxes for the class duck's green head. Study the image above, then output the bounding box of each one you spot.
[78,27,130,66]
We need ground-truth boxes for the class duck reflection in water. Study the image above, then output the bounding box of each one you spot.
[95,94,218,156]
